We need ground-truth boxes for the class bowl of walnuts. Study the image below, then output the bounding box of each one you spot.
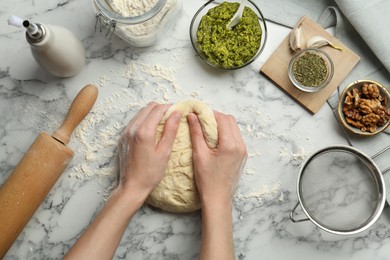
[338,80,390,136]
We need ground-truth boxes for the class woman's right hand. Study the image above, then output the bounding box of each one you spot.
[187,111,247,206]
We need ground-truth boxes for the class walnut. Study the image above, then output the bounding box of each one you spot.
[352,88,360,106]
[346,117,364,129]
[344,109,362,120]
[361,125,377,133]
[359,99,381,114]
[359,103,372,114]
[344,95,353,106]
[362,113,380,125]
[376,106,390,121]
[342,104,354,114]
[362,83,380,99]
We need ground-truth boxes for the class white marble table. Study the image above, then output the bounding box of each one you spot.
[1,1,390,259]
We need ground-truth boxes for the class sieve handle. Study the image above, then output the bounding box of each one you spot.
[290,202,310,223]
[371,145,390,175]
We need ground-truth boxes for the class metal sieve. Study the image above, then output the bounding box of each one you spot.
[290,145,389,235]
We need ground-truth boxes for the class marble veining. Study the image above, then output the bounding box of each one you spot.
[1,1,390,259]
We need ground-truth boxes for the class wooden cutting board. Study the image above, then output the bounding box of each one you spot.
[260,16,360,114]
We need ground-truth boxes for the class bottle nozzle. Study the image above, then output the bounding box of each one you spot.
[8,15,44,41]
[23,20,40,36]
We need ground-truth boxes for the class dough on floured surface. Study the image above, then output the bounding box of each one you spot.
[146,100,218,213]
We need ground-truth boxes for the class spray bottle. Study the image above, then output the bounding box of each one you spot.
[8,16,85,78]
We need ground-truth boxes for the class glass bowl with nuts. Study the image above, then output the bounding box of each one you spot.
[288,48,334,92]
[337,80,390,136]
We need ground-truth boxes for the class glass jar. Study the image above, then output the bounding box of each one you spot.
[93,0,182,47]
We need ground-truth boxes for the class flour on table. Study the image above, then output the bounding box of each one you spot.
[244,167,256,175]
[69,62,184,182]
[235,182,281,202]
[291,146,312,164]
[248,150,261,157]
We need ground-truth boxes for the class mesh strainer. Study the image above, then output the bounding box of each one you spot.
[290,145,389,235]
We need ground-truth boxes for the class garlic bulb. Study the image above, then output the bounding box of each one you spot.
[289,21,304,52]
[306,36,342,51]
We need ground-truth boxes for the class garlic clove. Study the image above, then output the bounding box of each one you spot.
[306,36,342,51]
[289,21,304,52]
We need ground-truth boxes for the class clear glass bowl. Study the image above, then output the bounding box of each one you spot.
[288,48,334,92]
[93,0,182,47]
[337,80,390,136]
[189,0,267,70]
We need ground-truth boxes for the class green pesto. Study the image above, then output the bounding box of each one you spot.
[197,2,262,68]
[293,52,328,87]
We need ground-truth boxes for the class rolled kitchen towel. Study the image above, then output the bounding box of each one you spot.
[335,0,390,74]
[317,6,390,91]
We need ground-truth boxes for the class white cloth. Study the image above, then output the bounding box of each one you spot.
[336,0,390,73]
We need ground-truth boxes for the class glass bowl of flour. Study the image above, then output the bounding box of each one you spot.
[93,0,182,47]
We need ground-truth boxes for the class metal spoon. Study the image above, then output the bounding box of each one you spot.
[227,0,245,29]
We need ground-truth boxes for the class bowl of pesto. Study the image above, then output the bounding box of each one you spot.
[190,0,267,70]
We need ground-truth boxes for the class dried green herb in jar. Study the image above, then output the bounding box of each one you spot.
[293,52,327,87]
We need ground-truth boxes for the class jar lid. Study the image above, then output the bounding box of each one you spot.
[94,0,167,24]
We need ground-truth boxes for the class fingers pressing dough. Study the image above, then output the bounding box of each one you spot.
[146,100,218,213]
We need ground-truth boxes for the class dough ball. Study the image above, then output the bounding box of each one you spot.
[146,100,218,213]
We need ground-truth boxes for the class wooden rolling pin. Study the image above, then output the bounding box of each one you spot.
[0,84,98,258]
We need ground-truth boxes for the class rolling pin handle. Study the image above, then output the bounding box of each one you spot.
[52,84,98,145]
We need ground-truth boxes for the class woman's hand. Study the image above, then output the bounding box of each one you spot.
[187,111,247,206]
[65,102,181,260]
[118,102,181,198]
[187,111,247,260]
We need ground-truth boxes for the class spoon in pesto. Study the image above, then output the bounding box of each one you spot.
[227,0,245,29]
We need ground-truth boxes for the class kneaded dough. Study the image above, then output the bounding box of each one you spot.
[146,100,218,213]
